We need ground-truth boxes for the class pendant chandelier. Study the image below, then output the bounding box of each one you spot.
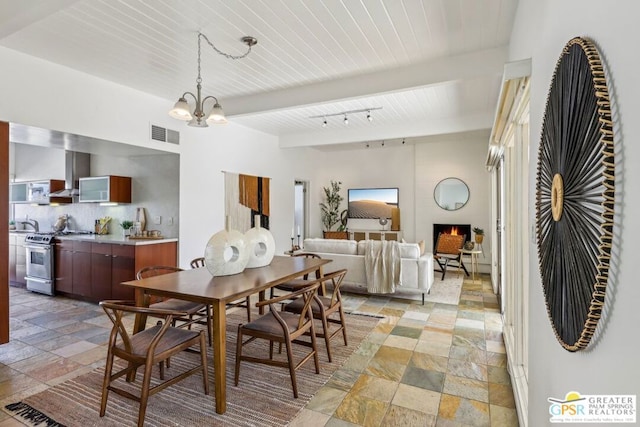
[169,32,257,127]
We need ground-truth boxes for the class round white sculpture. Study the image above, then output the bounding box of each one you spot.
[244,217,276,268]
[204,228,250,276]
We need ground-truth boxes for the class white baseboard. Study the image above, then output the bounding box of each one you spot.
[503,326,528,427]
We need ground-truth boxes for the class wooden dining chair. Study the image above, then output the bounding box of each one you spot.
[270,252,323,298]
[136,266,213,346]
[99,300,209,427]
[189,257,252,321]
[282,269,348,363]
[190,256,205,268]
[234,280,321,398]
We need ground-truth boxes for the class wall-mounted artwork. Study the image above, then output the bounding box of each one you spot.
[224,172,270,232]
[347,187,398,219]
[535,37,615,352]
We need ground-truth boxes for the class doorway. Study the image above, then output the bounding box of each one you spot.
[293,180,308,249]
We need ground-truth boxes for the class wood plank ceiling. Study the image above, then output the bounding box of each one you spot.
[0,0,518,150]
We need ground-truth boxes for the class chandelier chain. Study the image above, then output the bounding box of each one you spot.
[198,32,253,60]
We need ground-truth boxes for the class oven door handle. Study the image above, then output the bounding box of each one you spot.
[25,244,53,251]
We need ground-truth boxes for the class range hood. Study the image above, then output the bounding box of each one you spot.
[49,151,91,197]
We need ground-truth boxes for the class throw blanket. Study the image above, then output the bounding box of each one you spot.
[364,240,401,293]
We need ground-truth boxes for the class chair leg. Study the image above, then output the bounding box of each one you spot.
[284,339,298,398]
[309,318,320,374]
[245,297,251,322]
[338,306,348,346]
[206,305,213,347]
[234,325,243,386]
[319,313,332,363]
[137,358,155,427]
[199,332,210,395]
[100,347,115,417]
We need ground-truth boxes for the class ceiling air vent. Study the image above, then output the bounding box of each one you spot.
[150,124,180,145]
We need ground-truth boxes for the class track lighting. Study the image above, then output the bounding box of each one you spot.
[309,106,382,127]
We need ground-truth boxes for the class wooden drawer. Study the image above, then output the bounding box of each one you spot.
[73,241,92,252]
[91,242,111,255]
[112,244,134,258]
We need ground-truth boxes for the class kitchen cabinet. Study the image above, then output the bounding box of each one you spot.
[9,183,28,203]
[72,241,92,297]
[54,240,73,293]
[79,175,131,203]
[9,180,70,204]
[54,238,176,302]
[9,234,27,286]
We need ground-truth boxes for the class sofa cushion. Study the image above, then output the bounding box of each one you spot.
[356,240,420,259]
[398,242,421,259]
[303,238,358,255]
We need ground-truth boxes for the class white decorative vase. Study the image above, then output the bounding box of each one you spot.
[204,228,250,276]
[244,215,275,268]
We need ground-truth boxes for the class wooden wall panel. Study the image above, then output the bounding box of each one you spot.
[261,178,270,216]
[1,122,9,344]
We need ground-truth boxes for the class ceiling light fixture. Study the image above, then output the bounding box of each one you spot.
[169,32,257,127]
[310,107,382,127]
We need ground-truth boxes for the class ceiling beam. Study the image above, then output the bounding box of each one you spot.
[278,110,494,149]
[0,1,81,39]
[224,46,508,117]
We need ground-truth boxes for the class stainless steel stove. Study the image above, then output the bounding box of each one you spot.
[24,233,56,296]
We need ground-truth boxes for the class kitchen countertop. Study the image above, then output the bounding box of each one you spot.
[9,231,177,246]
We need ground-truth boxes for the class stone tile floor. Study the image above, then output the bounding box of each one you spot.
[0,273,518,426]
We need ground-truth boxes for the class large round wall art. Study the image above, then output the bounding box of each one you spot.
[535,37,615,352]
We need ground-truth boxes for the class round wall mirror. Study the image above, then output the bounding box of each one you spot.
[434,177,470,211]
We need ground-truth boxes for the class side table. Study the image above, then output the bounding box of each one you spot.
[458,249,482,282]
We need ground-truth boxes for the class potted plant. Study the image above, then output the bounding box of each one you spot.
[9,220,15,230]
[473,227,484,244]
[320,180,348,239]
[119,220,134,237]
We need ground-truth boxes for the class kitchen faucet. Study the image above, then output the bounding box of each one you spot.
[21,216,39,232]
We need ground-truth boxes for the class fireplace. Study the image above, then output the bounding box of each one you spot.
[432,223,471,251]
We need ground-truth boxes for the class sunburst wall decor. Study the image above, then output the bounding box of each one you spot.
[535,37,615,352]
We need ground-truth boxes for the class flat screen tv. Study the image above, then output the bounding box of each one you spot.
[347,187,399,219]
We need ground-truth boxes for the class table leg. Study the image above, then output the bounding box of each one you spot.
[132,289,149,333]
[212,299,227,414]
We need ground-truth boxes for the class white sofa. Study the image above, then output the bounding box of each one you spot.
[302,238,434,303]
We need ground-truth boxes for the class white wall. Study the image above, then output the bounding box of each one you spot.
[510,1,640,425]
[307,142,417,241]
[415,132,492,269]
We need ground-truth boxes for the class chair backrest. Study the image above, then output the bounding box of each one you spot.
[99,300,181,353]
[136,265,183,280]
[435,233,466,255]
[190,257,206,269]
[320,269,347,306]
[257,281,321,330]
[292,253,321,279]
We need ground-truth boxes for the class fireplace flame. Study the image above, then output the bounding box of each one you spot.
[450,227,459,235]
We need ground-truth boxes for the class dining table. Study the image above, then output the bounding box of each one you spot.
[120,255,331,414]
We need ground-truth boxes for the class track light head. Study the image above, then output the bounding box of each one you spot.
[344,115,348,125]
[367,110,372,122]
[322,118,327,128]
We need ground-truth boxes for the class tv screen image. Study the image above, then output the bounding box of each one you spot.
[347,188,398,219]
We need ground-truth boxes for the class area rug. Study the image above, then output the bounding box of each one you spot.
[421,270,464,305]
[341,269,464,306]
[5,310,380,427]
